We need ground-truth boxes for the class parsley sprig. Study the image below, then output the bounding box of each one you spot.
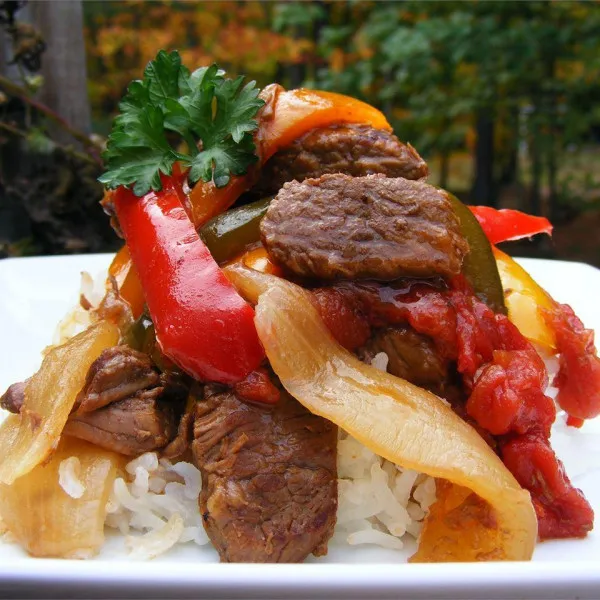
[99,50,265,196]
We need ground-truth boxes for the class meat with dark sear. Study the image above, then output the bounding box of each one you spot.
[192,384,337,563]
[254,123,428,196]
[2,345,184,456]
[261,173,469,281]
[64,390,177,456]
[73,345,160,414]
[63,345,186,455]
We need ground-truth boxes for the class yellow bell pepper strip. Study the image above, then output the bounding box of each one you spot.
[468,206,553,244]
[493,247,600,427]
[0,321,119,485]
[224,263,537,562]
[189,84,392,225]
[493,247,556,351]
[112,174,265,385]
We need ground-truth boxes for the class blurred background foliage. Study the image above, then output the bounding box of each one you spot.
[1,0,600,265]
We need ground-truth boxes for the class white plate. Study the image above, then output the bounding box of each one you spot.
[0,254,599,599]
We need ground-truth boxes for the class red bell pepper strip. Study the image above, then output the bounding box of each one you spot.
[468,206,553,245]
[113,175,265,384]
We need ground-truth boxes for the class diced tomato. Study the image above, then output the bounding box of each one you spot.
[542,303,600,421]
[502,434,594,539]
[233,368,281,405]
[337,276,593,539]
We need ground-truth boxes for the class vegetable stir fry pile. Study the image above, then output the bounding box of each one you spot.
[0,50,599,562]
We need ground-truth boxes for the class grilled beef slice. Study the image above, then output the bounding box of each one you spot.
[254,124,428,196]
[64,389,177,456]
[72,345,160,414]
[261,173,469,281]
[192,384,337,563]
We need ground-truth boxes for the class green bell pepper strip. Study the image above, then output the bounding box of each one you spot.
[200,193,506,314]
[198,197,272,264]
[447,193,506,314]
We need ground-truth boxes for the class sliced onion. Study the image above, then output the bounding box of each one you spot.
[0,436,122,558]
[0,321,119,485]
[227,264,537,562]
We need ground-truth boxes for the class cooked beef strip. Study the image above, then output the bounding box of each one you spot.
[261,174,469,281]
[64,389,177,456]
[253,124,428,197]
[161,403,195,460]
[192,383,337,563]
[357,325,462,402]
[73,345,160,414]
[0,380,27,414]
[359,326,448,385]
[162,383,202,461]
[2,344,184,456]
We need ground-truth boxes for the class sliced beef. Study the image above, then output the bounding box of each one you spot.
[359,326,447,384]
[2,344,185,456]
[73,345,160,414]
[66,345,187,455]
[254,124,428,196]
[192,384,337,563]
[261,174,469,281]
[64,389,177,456]
[161,402,195,460]
[0,380,27,414]
[358,325,462,402]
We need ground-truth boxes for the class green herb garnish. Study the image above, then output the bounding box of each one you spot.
[99,50,264,196]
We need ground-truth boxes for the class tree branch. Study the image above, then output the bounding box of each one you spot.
[0,74,103,166]
[0,121,99,167]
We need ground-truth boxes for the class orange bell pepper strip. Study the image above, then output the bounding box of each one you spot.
[241,246,282,276]
[107,245,145,320]
[189,84,392,226]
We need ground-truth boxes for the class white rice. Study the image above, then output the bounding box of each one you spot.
[94,427,435,560]
[333,431,435,550]
[103,452,209,559]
